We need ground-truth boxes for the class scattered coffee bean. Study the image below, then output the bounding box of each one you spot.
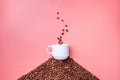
[61,19,64,22]
[60,42,63,44]
[58,41,61,44]
[66,29,68,32]
[59,38,62,41]
[62,29,64,31]
[57,37,60,40]
[57,17,60,19]
[65,25,68,27]
[61,33,64,35]
[60,36,62,38]
[57,12,59,14]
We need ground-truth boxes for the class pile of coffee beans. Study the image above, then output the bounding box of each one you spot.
[18,57,99,80]
[56,12,69,45]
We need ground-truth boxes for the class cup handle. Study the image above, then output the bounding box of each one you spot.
[47,45,52,54]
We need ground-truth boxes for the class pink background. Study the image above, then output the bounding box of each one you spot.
[0,0,120,80]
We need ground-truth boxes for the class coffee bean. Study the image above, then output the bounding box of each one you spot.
[59,38,62,41]
[62,29,64,31]
[60,36,62,38]
[64,66,69,69]
[57,37,61,41]
[59,41,63,45]
[66,29,68,32]
[61,19,64,22]
[60,42,63,44]
[58,41,61,44]
[57,17,60,19]
[65,25,68,27]
[61,33,64,35]
[57,12,59,14]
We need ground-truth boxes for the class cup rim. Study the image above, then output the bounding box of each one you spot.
[55,43,69,45]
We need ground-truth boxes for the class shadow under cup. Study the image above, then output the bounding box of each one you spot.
[47,44,69,60]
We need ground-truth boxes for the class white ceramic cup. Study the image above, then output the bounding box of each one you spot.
[47,44,69,60]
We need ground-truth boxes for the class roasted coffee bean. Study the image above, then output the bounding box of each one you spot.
[57,12,59,14]
[59,38,62,41]
[57,17,60,19]
[60,36,62,38]
[57,37,60,40]
[66,29,68,32]
[61,33,64,35]
[58,41,60,44]
[61,19,64,22]
[62,29,64,31]
[65,25,68,27]
[60,42,63,44]
[58,41,61,44]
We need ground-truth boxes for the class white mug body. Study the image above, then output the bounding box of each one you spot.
[47,44,69,60]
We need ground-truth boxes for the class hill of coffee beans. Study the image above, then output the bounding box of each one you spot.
[18,57,99,80]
